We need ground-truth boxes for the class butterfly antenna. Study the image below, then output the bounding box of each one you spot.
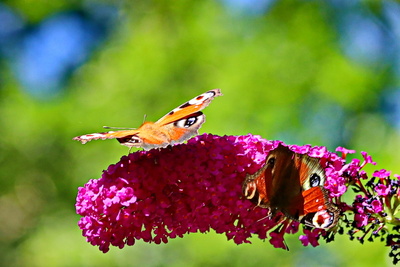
[103,126,136,130]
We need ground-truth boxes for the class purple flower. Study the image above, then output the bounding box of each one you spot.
[373,169,391,179]
[75,133,399,262]
[375,184,390,196]
[336,147,356,155]
[361,151,376,166]
[354,212,369,228]
[325,168,347,197]
[299,229,322,247]
[289,144,311,154]
[269,229,288,249]
[308,146,328,158]
[76,134,279,252]
[370,199,383,213]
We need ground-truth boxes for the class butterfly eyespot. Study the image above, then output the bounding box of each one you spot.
[312,210,336,229]
[185,117,197,127]
[309,173,321,187]
[117,136,141,144]
[267,157,276,167]
[175,116,199,128]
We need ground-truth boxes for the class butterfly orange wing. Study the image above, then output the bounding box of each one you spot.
[155,89,222,126]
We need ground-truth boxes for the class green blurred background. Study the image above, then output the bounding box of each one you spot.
[1,0,400,266]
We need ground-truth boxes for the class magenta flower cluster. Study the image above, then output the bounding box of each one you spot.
[76,134,400,263]
[76,134,275,252]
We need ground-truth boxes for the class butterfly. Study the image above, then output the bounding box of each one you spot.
[242,144,339,229]
[73,89,222,150]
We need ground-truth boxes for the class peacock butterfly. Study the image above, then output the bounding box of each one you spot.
[243,144,339,229]
[73,89,222,150]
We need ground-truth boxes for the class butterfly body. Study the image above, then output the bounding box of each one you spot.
[243,144,339,229]
[73,89,221,150]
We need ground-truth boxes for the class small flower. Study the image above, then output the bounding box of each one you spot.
[373,169,391,179]
[285,221,300,234]
[354,212,369,228]
[375,184,390,196]
[308,146,328,158]
[299,228,322,247]
[325,167,347,197]
[336,147,356,155]
[370,199,383,213]
[361,151,376,166]
[289,144,311,154]
[269,227,288,249]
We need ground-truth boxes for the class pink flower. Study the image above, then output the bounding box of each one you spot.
[354,213,369,228]
[336,147,356,155]
[308,146,328,158]
[285,221,300,234]
[341,158,362,178]
[361,151,376,165]
[76,134,281,252]
[289,144,311,154]
[269,229,287,249]
[299,229,322,247]
[76,133,397,255]
[325,168,347,197]
[373,169,391,179]
[375,184,390,196]
[370,199,383,213]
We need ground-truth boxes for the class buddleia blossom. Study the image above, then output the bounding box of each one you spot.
[75,134,400,264]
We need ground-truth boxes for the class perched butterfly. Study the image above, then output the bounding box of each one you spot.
[73,89,222,150]
[242,144,339,229]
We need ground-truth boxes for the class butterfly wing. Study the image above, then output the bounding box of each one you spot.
[134,89,222,148]
[77,122,176,149]
[243,160,271,207]
[242,145,294,212]
[299,187,339,228]
[155,89,222,126]
[73,130,141,145]
[295,155,340,228]
[280,148,339,228]
[265,145,305,218]
[145,89,222,146]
